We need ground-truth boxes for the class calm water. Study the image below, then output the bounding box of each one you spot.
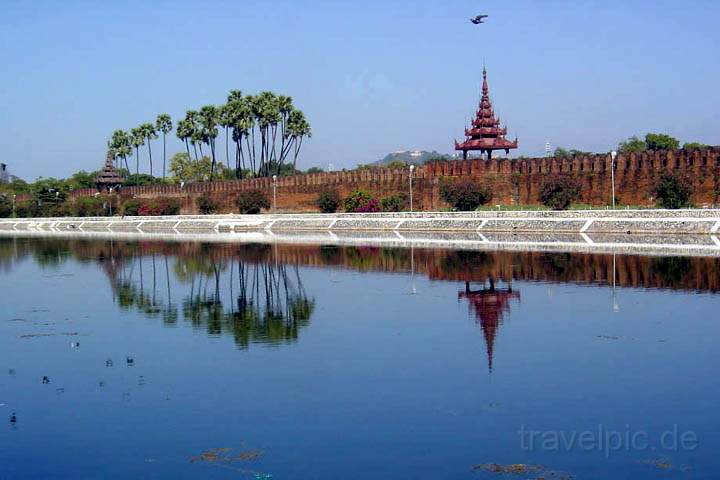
[1,237,720,479]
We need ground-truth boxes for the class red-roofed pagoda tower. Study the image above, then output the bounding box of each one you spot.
[455,68,518,160]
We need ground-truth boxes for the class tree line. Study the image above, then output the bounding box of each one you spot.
[109,90,311,181]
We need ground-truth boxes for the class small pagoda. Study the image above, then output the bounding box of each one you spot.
[455,68,518,160]
[95,150,124,192]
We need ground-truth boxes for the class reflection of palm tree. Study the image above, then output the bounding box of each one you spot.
[180,257,315,347]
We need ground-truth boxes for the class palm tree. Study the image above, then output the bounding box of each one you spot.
[176,119,192,161]
[156,114,173,179]
[218,103,232,173]
[140,123,158,177]
[110,130,132,172]
[186,110,202,160]
[199,105,219,179]
[224,90,243,176]
[130,127,145,176]
[286,109,312,170]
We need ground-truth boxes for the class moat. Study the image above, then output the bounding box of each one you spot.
[1,237,719,479]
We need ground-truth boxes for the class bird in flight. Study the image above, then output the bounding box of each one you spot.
[470,14,489,24]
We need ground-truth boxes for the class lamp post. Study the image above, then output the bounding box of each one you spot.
[409,164,415,212]
[12,194,16,217]
[272,175,278,211]
[610,151,617,209]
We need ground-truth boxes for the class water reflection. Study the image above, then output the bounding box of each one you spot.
[460,279,519,372]
[103,243,315,348]
[2,237,720,356]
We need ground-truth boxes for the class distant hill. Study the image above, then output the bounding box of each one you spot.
[373,150,450,166]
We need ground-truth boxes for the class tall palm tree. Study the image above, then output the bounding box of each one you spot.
[176,119,192,161]
[130,127,145,176]
[186,110,202,160]
[286,109,312,169]
[110,130,132,172]
[140,123,158,177]
[155,114,173,179]
[199,105,219,179]
[218,103,232,172]
[225,90,243,176]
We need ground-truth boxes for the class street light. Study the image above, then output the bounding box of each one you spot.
[610,151,617,209]
[409,164,415,212]
[272,175,278,211]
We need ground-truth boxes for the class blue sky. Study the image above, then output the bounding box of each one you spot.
[1,0,719,180]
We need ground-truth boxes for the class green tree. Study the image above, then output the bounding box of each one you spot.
[169,153,212,183]
[155,114,173,179]
[652,172,692,209]
[168,153,232,183]
[554,147,591,157]
[67,170,97,190]
[618,136,647,154]
[554,147,571,158]
[305,167,324,174]
[683,142,709,149]
[645,133,679,151]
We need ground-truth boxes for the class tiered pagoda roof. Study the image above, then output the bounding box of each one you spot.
[95,150,124,191]
[455,68,518,160]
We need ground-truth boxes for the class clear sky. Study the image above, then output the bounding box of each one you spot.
[1,0,719,180]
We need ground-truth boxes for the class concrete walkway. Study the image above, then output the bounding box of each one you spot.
[2,209,720,235]
[2,211,720,257]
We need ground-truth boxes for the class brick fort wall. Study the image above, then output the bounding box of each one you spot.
[69,148,720,212]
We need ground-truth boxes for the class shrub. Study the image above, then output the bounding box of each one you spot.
[122,198,142,216]
[315,189,341,213]
[72,196,111,217]
[440,180,492,211]
[122,197,180,216]
[343,190,379,213]
[235,190,269,214]
[380,193,407,212]
[0,195,12,218]
[196,194,220,214]
[14,200,36,218]
[539,175,581,210]
[355,198,380,213]
[652,172,692,209]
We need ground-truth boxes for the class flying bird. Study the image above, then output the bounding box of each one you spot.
[470,14,488,24]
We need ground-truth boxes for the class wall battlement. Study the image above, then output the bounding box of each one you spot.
[69,147,720,212]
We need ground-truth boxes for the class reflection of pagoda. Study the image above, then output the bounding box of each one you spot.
[455,68,518,160]
[459,278,520,372]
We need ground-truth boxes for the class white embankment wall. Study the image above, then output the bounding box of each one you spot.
[2,210,720,257]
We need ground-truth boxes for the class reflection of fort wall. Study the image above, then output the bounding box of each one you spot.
[3,237,720,293]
